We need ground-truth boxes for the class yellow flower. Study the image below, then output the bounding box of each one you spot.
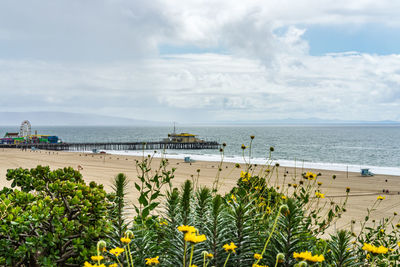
[315,192,325,199]
[91,255,104,261]
[109,247,124,257]
[293,251,324,262]
[317,182,322,186]
[206,253,213,259]
[254,186,262,190]
[231,194,237,202]
[281,195,287,200]
[223,242,237,253]
[265,206,272,214]
[145,256,160,265]
[120,237,131,244]
[177,225,196,234]
[184,232,207,244]
[254,253,262,260]
[362,243,388,254]
[240,171,250,179]
[109,264,118,267]
[258,202,266,207]
[305,172,317,180]
[84,263,106,267]
[366,253,370,259]
[398,242,400,247]
[159,220,168,226]
[377,196,385,200]
[190,265,197,267]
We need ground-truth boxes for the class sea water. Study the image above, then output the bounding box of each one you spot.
[1,125,399,175]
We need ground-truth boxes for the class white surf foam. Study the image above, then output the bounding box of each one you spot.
[75,149,400,176]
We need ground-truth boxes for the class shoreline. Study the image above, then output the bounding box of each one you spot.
[96,149,400,176]
[1,148,400,233]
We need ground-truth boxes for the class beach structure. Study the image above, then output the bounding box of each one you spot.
[0,120,60,145]
[164,133,204,143]
[20,120,31,137]
[361,168,374,176]
[184,156,195,163]
[0,141,220,151]
[163,125,206,143]
[0,121,219,151]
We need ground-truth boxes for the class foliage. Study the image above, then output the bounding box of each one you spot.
[133,155,175,224]
[0,165,110,266]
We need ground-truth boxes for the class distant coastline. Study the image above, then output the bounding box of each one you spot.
[0,111,399,126]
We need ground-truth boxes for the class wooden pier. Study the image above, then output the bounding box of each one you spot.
[0,141,220,151]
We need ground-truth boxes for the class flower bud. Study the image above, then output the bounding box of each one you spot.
[279,204,289,214]
[97,240,107,252]
[276,252,285,263]
[125,230,134,239]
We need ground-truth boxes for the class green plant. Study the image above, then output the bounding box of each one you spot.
[133,155,175,224]
[0,166,110,266]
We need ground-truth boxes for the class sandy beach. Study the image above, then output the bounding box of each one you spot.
[1,148,399,234]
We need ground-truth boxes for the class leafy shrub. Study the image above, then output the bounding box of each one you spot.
[0,166,110,266]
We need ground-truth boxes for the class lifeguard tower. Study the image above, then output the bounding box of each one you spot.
[361,168,374,177]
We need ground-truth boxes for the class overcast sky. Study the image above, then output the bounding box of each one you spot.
[1,0,400,123]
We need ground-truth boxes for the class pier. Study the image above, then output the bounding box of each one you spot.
[0,141,220,151]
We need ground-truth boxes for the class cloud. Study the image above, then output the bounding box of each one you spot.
[1,51,400,122]
[0,0,400,122]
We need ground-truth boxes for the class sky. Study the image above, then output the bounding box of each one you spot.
[0,0,400,123]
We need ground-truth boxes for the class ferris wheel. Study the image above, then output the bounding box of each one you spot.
[19,120,32,137]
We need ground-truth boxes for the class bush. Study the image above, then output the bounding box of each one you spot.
[0,166,110,266]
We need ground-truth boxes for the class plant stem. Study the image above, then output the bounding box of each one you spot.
[124,245,130,267]
[274,257,279,267]
[183,240,187,267]
[127,243,134,267]
[223,253,231,267]
[116,256,121,267]
[188,244,195,267]
[256,208,282,264]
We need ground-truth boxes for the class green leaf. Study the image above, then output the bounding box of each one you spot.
[139,194,149,206]
[134,183,141,192]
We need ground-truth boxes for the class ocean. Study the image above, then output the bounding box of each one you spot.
[1,125,400,175]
